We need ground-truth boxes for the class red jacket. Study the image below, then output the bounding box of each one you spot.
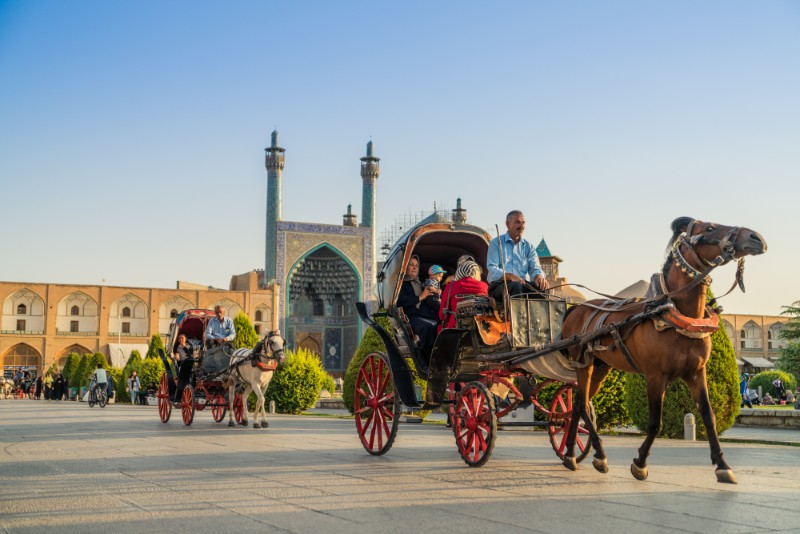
[439,277,489,330]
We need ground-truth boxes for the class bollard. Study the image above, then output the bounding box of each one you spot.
[269,400,276,414]
[684,413,696,441]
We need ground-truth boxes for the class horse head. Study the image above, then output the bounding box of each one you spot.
[261,330,286,364]
[670,217,767,267]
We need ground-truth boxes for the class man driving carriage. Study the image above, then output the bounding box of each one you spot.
[487,210,549,301]
[205,305,236,347]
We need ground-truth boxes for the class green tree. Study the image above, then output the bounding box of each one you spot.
[233,312,260,349]
[137,357,165,392]
[62,353,81,384]
[126,350,143,368]
[626,324,740,439]
[74,354,90,388]
[777,301,800,381]
[146,334,165,359]
[266,348,328,414]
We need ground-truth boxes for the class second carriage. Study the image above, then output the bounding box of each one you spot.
[156,309,246,426]
[353,220,594,467]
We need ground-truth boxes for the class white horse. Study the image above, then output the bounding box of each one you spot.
[222,331,285,429]
[0,377,11,399]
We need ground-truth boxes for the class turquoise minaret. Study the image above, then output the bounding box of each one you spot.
[264,130,285,285]
[360,140,380,275]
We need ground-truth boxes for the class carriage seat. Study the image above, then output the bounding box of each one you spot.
[392,307,420,351]
[455,295,509,346]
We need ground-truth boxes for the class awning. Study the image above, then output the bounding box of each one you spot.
[740,356,775,369]
[735,358,745,366]
[107,344,151,368]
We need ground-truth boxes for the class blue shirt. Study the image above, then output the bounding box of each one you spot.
[487,232,544,284]
[206,316,236,341]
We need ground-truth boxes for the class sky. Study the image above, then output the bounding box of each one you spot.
[1,1,798,316]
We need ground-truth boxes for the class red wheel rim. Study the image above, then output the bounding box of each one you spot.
[233,394,244,423]
[548,385,591,461]
[212,394,227,422]
[181,385,194,426]
[354,353,399,455]
[157,372,171,423]
[452,383,496,467]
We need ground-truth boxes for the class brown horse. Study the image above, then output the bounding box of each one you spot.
[559,217,766,484]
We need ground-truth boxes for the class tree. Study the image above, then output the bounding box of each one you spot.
[62,353,80,384]
[233,312,259,349]
[146,334,165,360]
[626,323,740,439]
[777,301,800,381]
[126,350,143,368]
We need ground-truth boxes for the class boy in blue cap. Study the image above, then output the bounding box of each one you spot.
[424,265,446,308]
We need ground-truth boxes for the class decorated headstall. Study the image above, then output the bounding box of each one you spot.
[252,330,286,371]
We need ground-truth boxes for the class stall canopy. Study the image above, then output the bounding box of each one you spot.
[107,344,150,367]
[740,356,775,369]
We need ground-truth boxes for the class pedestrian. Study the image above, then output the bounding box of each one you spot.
[43,373,53,401]
[35,375,43,400]
[127,371,141,405]
[52,374,64,402]
[739,373,752,409]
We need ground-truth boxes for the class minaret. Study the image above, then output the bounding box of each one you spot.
[264,130,285,286]
[343,204,358,226]
[360,140,380,276]
[452,197,467,224]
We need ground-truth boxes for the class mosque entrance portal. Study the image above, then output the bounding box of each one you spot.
[286,245,360,375]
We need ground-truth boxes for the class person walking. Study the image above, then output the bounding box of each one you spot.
[43,373,53,401]
[127,371,141,405]
[739,373,752,408]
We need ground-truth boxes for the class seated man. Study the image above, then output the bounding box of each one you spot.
[396,256,439,358]
[486,210,549,302]
[205,305,236,347]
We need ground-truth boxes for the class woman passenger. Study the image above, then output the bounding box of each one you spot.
[439,260,488,330]
[396,256,439,357]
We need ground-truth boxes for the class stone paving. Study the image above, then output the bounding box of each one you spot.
[1,400,799,533]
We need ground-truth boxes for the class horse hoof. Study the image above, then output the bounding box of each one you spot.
[262,421,269,428]
[716,469,738,484]
[253,423,261,429]
[592,458,609,473]
[239,420,248,427]
[227,421,235,427]
[562,456,578,471]
[630,462,648,481]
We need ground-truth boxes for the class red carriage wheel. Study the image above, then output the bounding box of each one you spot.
[181,385,195,426]
[212,394,227,423]
[354,352,400,456]
[157,372,172,423]
[233,393,245,424]
[452,382,497,467]
[547,385,592,462]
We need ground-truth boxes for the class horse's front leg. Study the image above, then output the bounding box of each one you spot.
[585,362,612,473]
[631,376,667,481]
[227,382,237,427]
[239,384,252,426]
[685,369,737,484]
[252,377,267,429]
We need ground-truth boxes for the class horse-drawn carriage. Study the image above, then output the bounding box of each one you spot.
[353,220,594,467]
[156,309,246,426]
[354,216,766,482]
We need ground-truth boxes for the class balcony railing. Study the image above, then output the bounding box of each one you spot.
[56,331,99,336]
[107,332,149,338]
[1,330,45,335]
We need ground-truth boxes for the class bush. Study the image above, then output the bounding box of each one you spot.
[146,334,165,359]
[107,368,124,400]
[74,354,90,388]
[126,350,143,368]
[266,348,327,414]
[320,373,335,397]
[626,325,740,439]
[749,370,797,400]
[137,358,165,392]
[589,369,631,430]
[233,312,259,349]
[62,353,80,384]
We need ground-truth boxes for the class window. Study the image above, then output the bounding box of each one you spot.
[255,310,263,322]
[740,340,745,349]
[122,307,131,318]
[70,305,80,316]
[254,324,261,335]
[70,321,79,333]
[170,309,178,318]
[17,304,27,315]
[122,322,131,334]
[16,319,26,331]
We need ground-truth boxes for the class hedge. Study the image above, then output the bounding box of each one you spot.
[266,348,327,414]
[626,325,739,439]
[748,370,797,400]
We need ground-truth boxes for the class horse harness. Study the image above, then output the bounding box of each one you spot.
[575,221,744,372]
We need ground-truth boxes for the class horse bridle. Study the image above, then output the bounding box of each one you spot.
[256,331,286,363]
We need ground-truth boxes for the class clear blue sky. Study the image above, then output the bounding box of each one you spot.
[1,1,798,315]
